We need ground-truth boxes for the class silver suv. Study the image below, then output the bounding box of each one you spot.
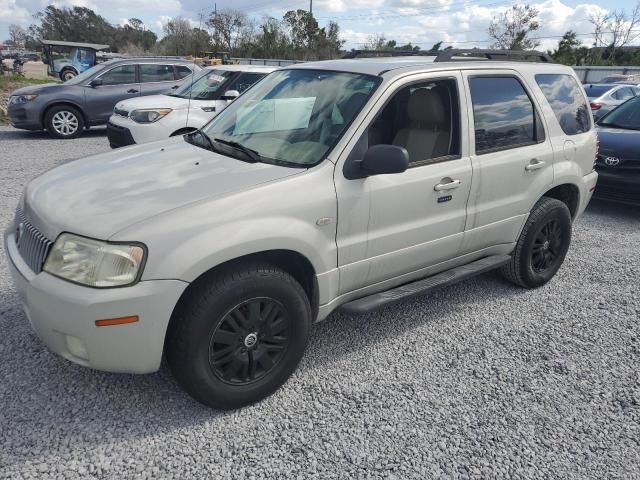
[5,52,598,409]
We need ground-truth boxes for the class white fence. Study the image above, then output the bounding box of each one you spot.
[573,66,640,83]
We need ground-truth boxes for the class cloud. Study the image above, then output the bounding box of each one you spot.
[340,0,610,50]
[0,0,30,21]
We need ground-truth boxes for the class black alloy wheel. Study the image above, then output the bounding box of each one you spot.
[530,219,563,273]
[209,298,291,385]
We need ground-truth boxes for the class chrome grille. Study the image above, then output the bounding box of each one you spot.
[15,208,53,274]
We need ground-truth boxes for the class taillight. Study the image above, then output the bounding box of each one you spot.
[590,102,602,110]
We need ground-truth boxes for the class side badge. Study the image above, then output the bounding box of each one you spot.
[438,195,453,204]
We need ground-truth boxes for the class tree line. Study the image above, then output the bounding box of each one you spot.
[3,3,640,66]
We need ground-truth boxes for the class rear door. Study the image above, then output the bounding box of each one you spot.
[459,70,554,254]
[85,64,140,123]
[139,63,185,95]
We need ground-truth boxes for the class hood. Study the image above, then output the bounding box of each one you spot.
[115,94,219,112]
[115,94,192,112]
[597,126,640,159]
[11,83,67,96]
[24,137,302,240]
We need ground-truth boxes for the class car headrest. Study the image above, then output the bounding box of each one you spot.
[407,88,447,127]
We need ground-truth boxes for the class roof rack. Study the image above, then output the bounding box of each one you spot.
[434,49,554,63]
[342,49,555,63]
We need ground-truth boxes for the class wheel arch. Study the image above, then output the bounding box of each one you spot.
[170,249,319,325]
[541,183,580,219]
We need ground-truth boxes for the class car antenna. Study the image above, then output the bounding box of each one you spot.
[185,12,205,129]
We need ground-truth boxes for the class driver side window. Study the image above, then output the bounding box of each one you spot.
[366,78,461,166]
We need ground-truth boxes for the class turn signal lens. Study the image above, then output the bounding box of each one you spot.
[95,315,139,327]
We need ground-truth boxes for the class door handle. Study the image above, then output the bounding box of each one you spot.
[127,89,139,94]
[525,159,545,171]
[434,178,461,191]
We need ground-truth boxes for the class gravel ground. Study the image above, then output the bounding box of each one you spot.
[0,126,639,479]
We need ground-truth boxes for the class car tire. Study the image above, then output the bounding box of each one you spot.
[45,105,84,139]
[166,262,312,409]
[502,197,572,289]
[60,69,77,81]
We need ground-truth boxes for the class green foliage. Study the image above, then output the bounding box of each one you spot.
[26,6,157,53]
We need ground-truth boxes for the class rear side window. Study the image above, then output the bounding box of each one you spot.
[613,87,635,100]
[175,65,193,79]
[229,73,266,93]
[583,85,611,98]
[535,74,591,135]
[140,64,175,82]
[469,76,542,154]
[100,65,136,85]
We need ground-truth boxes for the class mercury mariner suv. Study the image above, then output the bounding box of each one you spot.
[5,51,598,409]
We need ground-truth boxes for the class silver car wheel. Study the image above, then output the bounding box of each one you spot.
[51,111,79,137]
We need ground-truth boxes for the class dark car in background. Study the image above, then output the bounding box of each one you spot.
[595,96,640,206]
[7,58,200,139]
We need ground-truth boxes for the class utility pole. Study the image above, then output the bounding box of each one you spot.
[310,0,312,15]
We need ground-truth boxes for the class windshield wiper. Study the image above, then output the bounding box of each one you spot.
[184,130,219,153]
[213,138,261,163]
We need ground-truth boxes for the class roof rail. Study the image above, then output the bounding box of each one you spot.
[433,49,555,63]
[342,49,555,63]
[342,50,437,59]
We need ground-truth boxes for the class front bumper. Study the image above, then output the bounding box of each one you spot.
[106,121,137,148]
[8,102,43,130]
[5,229,188,374]
[594,168,640,206]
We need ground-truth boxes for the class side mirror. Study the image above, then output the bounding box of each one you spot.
[89,78,103,87]
[222,89,240,101]
[360,145,409,177]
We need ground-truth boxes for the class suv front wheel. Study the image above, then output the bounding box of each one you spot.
[166,262,312,409]
[502,197,572,288]
[45,105,84,139]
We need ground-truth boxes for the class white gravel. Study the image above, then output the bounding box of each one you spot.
[1,126,639,479]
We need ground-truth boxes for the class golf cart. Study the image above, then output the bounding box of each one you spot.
[41,40,110,81]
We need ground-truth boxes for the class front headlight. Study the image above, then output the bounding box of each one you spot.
[43,233,146,288]
[129,108,172,123]
[10,94,38,104]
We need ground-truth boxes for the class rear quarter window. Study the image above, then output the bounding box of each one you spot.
[536,74,591,135]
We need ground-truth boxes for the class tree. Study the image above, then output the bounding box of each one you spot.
[158,17,211,56]
[488,5,540,50]
[551,30,582,65]
[7,24,27,47]
[589,2,640,63]
[208,9,250,53]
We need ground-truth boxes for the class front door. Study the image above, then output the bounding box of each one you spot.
[335,72,473,294]
[86,64,140,123]
[459,70,554,253]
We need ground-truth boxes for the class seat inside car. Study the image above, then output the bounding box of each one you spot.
[392,87,451,162]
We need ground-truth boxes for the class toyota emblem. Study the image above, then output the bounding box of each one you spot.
[604,156,620,166]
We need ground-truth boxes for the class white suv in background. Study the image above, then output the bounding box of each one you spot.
[107,65,276,147]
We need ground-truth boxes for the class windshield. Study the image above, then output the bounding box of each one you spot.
[64,63,107,85]
[598,97,640,130]
[171,69,233,99]
[584,85,613,98]
[199,69,380,167]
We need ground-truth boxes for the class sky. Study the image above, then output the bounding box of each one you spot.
[1,0,638,52]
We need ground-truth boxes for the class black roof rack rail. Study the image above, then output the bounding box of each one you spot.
[342,49,555,63]
[342,50,437,59]
[434,49,554,63]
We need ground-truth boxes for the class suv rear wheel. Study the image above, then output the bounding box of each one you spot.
[502,197,572,288]
[166,262,312,409]
[45,105,84,139]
